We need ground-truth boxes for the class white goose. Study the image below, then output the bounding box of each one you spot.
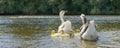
[80,14,98,41]
[58,10,72,34]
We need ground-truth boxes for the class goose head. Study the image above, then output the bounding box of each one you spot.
[80,14,87,24]
[90,20,96,25]
[90,20,97,28]
[59,10,67,17]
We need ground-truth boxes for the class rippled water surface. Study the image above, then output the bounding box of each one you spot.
[0,15,120,48]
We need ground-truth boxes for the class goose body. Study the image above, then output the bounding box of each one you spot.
[58,10,72,34]
[80,14,98,41]
[58,20,72,34]
[81,20,98,40]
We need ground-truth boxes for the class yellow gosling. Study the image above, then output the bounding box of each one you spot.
[75,29,80,33]
[69,29,81,37]
[74,33,80,36]
[61,30,70,37]
[69,30,75,37]
[74,29,81,36]
[60,30,70,40]
[51,30,70,38]
[51,30,61,37]
[51,30,80,39]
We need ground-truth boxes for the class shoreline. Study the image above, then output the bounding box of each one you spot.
[0,15,120,18]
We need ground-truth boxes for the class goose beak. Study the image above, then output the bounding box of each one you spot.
[61,10,67,13]
[64,10,67,13]
[59,10,67,17]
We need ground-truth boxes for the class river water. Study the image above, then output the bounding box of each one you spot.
[0,15,120,48]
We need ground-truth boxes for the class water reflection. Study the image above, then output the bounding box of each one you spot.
[80,40,97,48]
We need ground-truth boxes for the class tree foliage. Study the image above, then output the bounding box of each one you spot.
[0,0,119,15]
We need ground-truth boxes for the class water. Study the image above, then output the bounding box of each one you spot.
[0,15,120,48]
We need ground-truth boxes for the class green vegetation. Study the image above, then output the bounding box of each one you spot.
[0,0,119,15]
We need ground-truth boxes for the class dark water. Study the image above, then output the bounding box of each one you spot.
[0,16,120,48]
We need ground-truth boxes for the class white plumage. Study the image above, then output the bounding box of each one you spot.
[80,14,98,41]
[58,10,72,34]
